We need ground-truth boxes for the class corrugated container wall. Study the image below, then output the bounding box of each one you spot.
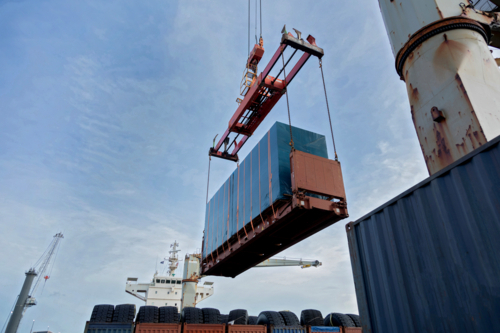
[83,322,134,333]
[134,323,181,333]
[346,135,500,333]
[228,325,267,333]
[203,122,328,259]
[270,326,307,333]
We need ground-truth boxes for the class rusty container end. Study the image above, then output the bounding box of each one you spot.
[133,323,181,333]
[347,135,500,332]
[341,328,362,333]
[83,321,134,333]
[183,323,226,333]
[228,324,267,333]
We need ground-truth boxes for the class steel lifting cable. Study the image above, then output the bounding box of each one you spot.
[319,59,338,161]
[248,0,250,56]
[280,46,294,149]
[260,0,262,38]
[255,0,257,42]
[206,156,211,204]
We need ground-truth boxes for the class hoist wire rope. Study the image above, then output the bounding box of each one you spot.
[255,0,257,42]
[260,0,262,38]
[319,59,338,160]
[47,238,62,280]
[206,156,211,204]
[248,0,250,55]
[280,48,294,149]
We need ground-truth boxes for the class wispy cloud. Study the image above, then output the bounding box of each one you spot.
[0,0,432,331]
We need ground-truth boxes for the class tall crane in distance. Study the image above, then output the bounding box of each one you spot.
[4,233,64,333]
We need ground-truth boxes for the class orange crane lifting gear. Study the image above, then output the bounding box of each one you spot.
[209,29,324,162]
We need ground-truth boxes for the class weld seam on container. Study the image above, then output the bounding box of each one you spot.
[347,134,500,333]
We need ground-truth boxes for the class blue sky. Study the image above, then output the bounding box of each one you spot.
[0,0,474,331]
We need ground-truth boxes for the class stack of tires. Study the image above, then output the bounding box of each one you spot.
[89,304,136,323]
[88,305,361,329]
[135,305,180,324]
[255,309,361,329]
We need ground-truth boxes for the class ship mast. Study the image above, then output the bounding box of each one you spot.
[167,241,180,276]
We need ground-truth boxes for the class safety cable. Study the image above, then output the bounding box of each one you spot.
[248,0,250,55]
[260,0,262,38]
[319,59,338,161]
[280,47,294,149]
[255,0,257,42]
[206,156,211,204]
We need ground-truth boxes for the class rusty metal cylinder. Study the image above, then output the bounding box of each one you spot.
[378,0,500,174]
[403,28,500,174]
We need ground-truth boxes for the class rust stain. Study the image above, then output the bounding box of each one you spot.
[437,7,444,19]
[466,125,477,150]
[431,121,454,170]
[456,141,466,154]
[410,84,419,102]
[410,105,416,124]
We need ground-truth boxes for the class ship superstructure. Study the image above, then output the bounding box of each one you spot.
[125,242,214,310]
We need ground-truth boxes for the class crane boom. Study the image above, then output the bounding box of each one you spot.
[255,257,322,269]
[4,233,63,333]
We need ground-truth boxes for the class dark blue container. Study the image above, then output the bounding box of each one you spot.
[270,326,307,333]
[84,322,134,333]
[203,122,328,259]
[347,135,500,333]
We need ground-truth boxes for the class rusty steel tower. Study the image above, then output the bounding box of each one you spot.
[378,0,500,174]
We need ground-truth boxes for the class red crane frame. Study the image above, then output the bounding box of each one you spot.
[209,32,324,162]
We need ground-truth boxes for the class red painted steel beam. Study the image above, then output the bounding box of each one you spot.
[209,33,323,162]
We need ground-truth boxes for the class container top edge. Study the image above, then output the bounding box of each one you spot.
[350,134,500,227]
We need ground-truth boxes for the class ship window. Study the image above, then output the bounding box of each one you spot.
[166,280,171,284]
[206,293,209,295]
[175,303,177,306]
[177,280,181,284]
[161,280,165,283]
[165,303,168,305]
[156,279,160,283]
[175,292,177,295]
[155,291,157,294]
[168,292,170,294]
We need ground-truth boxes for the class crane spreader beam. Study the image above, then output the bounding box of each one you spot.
[209,32,324,162]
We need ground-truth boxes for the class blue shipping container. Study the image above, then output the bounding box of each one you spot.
[347,135,500,333]
[203,122,328,259]
[310,327,340,333]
